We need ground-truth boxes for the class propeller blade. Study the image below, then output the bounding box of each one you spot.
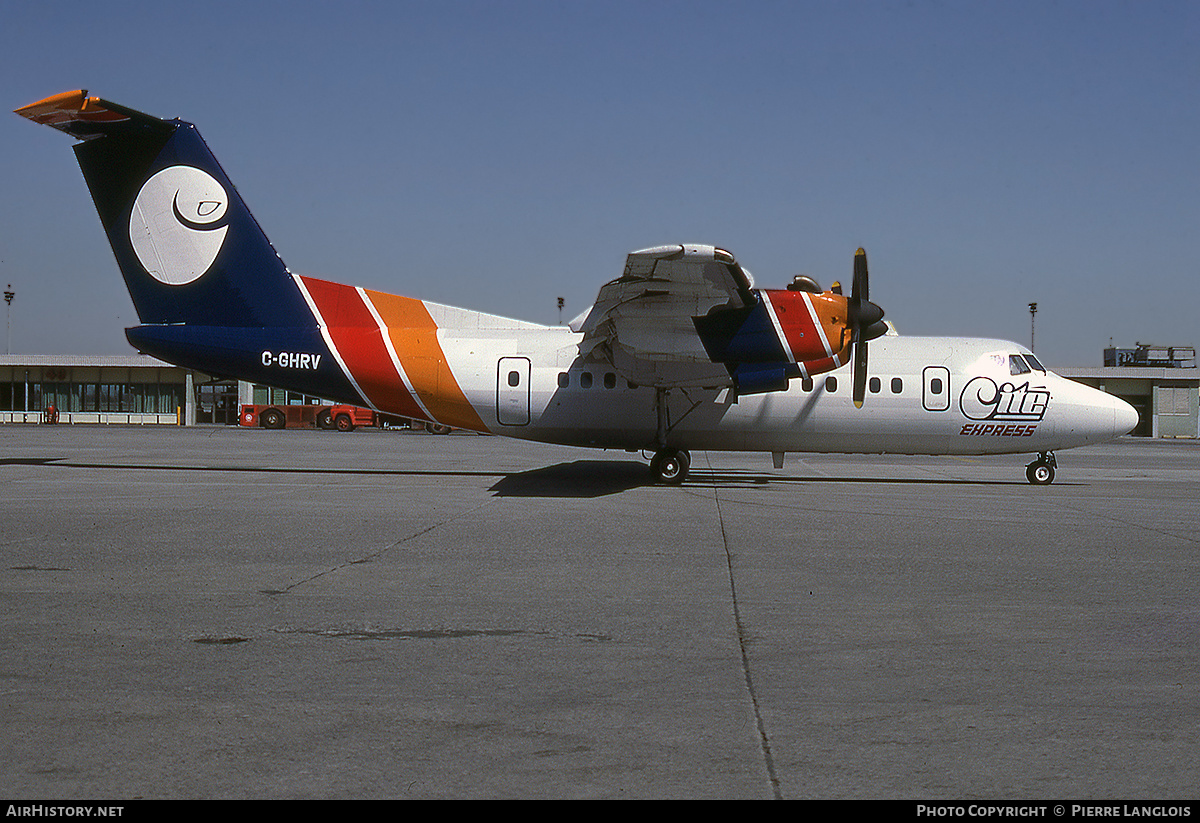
[852,324,868,408]
[853,248,868,303]
[849,248,883,409]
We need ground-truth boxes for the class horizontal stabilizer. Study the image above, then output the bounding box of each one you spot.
[15,90,172,140]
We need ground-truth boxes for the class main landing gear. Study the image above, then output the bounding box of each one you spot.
[1025,451,1057,485]
[648,387,692,484]
[650,449,690,484]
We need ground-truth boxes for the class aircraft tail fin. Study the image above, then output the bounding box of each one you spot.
[15,90,313,330]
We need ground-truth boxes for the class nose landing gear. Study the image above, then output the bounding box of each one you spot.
[1025,452,1057,485]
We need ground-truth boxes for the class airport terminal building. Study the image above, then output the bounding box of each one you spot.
[0,355,320,427]
[2,349,1197,438]
[1,355,190,426]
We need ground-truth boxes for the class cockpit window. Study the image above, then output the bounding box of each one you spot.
[1024,354,1046,372]
[1010,354,1031,375]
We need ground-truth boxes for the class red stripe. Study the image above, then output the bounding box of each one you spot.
[764,291,829,363]
[299,276,425,418]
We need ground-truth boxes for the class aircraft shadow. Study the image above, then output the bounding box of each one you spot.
[683,468,1031,488]
[5,456,1035,498]
[489,461,652,498]
[489,460,1032,497]
[4,456,650,494]
[0,456,504,480]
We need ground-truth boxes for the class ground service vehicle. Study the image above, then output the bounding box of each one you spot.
[240,403,369,430]
[241,403,446,433]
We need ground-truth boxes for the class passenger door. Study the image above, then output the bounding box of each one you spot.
[496,357,531,426]
[922,366,950,412]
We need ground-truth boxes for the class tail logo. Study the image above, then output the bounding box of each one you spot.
[128,165,230,285]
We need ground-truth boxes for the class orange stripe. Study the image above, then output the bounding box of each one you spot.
[362,289,488,432]
[810,293,852,357]
[299,277,424,417]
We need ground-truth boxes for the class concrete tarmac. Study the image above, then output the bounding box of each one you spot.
[2,425,1197,799]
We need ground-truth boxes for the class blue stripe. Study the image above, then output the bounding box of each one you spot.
[693,296,789,363]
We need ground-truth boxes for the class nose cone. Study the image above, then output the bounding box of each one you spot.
[1054,378,1140,447]
[1114,394,1138,437]
[1088,387,1139,441]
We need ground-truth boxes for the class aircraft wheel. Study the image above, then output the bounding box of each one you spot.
[650,449,690,484]
[1026,460,1055,485]
[260,409,285,430]
[335,414,355,432]
[426,422,452,434]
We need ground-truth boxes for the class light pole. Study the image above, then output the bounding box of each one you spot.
[557,297,564,325]
[1028,302,1037,352]
[3,284,13,355]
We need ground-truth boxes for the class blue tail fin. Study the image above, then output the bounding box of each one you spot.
[16,90,313,329]
[16,91,361,402]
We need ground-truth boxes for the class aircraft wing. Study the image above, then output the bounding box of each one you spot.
[574,244,755,388]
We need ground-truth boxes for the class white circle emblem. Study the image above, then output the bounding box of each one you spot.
[129,165,230,285]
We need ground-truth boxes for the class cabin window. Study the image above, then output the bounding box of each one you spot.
[891,377,903,394]
[930,377,943,395]
[557,372,569,389]
[507,371,520,387]
[1010,355,1031,375]
[580,372,593,389]
[869,377,881,393]
[627,380,639,390]
[825,376,837,392]
[604,372,617,389]
[801,376,813,392]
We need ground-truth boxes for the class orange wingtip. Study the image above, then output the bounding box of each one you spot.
[14,90,127,126]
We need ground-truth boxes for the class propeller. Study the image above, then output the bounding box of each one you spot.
[848,248,886,408]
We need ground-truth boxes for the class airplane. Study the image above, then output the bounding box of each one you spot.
[14,90,1138,485]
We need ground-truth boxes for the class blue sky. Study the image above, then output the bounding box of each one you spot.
[2,0,1196,366]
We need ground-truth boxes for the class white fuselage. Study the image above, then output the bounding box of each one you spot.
[440,328,1136,456]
